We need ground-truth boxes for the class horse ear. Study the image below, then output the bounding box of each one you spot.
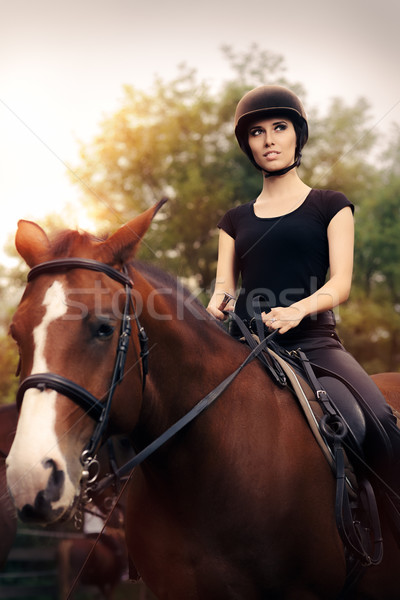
[101,198,167,264]
[15,220,51,267]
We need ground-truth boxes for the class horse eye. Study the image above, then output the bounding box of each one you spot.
[96,323,115,339]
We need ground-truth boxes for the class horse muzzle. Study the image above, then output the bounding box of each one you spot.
[6,453,81,525]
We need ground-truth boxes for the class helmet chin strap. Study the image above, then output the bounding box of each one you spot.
[262,155,301,178]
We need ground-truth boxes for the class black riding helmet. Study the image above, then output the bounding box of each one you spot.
[234,85,309,176]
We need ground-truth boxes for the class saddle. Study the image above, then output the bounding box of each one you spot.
[228,310,389,593]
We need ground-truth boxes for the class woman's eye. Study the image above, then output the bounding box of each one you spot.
[249,128,263,137]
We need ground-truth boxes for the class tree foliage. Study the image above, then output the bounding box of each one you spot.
[0,331,19,405]
[301,96,379,203]
[353,175,400,303]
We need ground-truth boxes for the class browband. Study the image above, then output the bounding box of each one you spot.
[28,258,133,288]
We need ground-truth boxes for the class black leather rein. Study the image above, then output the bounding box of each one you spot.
[16,258,149,459]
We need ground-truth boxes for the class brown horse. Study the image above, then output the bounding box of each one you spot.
[371,373,400,406]
[0,403,18,569]
[5,203,400,599]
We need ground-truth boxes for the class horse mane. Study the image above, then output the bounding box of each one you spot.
[133,260,189,293]
[49,229,107,258]
[132,259,205,309]
[131,260,230,335]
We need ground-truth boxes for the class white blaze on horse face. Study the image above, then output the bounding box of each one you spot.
[32,280,67,372]
[7,281,79,519]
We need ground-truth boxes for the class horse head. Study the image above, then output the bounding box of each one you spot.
[6,200,165,524]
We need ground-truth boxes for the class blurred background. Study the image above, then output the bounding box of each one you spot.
[1,0,400,408]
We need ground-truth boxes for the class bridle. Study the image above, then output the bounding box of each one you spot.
[16,258,149,466]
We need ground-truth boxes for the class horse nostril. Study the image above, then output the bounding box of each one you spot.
[42,458,57,470]
[18,458,66,524]
[41,458,65,500]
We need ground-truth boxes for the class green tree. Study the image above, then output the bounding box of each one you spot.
[353,176,400,303]
[337,294,400,373]
[0,331,19,405]
[336,127,400,372]
[351,122,400,304]
[300,96,378,203]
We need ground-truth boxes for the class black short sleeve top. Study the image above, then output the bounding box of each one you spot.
[218,189,354,326]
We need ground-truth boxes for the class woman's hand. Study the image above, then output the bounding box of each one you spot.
[262,304,306,334]
[206,301,233,322]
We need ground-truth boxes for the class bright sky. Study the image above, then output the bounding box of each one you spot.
[1,0,400,266]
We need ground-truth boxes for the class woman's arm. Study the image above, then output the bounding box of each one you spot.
[207,229,239,321]
[264,206,354,334]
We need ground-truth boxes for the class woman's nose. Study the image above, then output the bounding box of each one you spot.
[264,130,274,146]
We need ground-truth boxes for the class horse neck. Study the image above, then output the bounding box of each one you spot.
[131,267,266,454]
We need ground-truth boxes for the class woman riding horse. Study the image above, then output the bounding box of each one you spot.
[207,84,400,508]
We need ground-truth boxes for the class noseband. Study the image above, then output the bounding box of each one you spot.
[16,258,149,459]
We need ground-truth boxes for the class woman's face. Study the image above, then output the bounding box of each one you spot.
[247,116,297,172]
